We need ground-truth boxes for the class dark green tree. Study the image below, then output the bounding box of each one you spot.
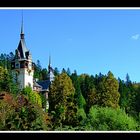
[49,72,78,128]
[66,67,71,76]
[54,67,60,76]
[41,68,48,80]
[34,60,42,80]
[94,71,120,108]
[61,68,66,73]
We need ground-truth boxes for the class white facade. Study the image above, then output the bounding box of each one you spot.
[11,24,34,90]
[12,63,34,90]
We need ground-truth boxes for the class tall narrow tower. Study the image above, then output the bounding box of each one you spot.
[47,55,54,83]
[11,17,34,90]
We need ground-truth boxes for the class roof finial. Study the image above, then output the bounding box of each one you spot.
[20,10,24,39]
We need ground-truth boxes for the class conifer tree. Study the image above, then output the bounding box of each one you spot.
[49,72,78,127]
[103,71,120,108]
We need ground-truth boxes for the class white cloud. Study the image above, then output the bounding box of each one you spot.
[131,34,140,40]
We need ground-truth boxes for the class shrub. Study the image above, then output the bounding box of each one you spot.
[0,93,49,130]
[87,106,137,131]
[22,87,42,107]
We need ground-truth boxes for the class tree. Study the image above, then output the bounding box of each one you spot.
[66,67,71,76]
[49,72,78,128]
[0,66,12,92]
[36,60,42,70]
[118,78,129,109]
[61,68,66,73]
[79,74,88,100]
[41,68,48,80]
[54,67,60,76]
[103,71,120,108]
[0,52,14,70]
[126,73,131,85]
[34,60,42,80]
[94,71,120,108]
[71,72,86,109]
[78,74,97,113]
[118,77,138,117]
[84,75,96,111]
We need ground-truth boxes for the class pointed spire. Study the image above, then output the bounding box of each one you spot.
[47,54,54,82]
[20,10,24,39]
[21,11,23,34]
[49,55,51,66]
[48,54,51,73]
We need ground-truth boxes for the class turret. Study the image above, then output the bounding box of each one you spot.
[11,16,34,90]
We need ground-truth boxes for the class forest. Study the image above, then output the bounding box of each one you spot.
[0,52,140,131]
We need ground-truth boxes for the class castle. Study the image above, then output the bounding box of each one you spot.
[11,19,54,110]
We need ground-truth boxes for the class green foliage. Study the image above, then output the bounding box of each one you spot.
[87,106,137,130]
[49,72,75,110]
[94,71,120,108]
[104,71,120,108]
[54,67,60,76]
[78,93,86,109]
[40,93,47,109]
[0,52,14,70]
[0,66,19,94]
[118,77,138,117]
[9,82,19,95]
[49,72,78,128]
[61,68,66,73]
[70,72,86,110]
[78,74,98,113]
[77,108,87,123]
[118,78,129,109]
[22,86,32,95]
[0,100,15,130]
[66,67,71,76]
[34,60,48,80]
[41,68,48,80]
[22,87,42,107]
[0,94,48,130]
[0,66,12,92]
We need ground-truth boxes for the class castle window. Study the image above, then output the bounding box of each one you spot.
[25,62,28,67]
[20,61,24,68]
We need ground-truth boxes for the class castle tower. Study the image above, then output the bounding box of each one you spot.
[47,55,54,83]
[11,18,34,90]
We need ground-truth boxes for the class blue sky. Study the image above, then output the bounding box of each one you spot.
[0,8,140,82]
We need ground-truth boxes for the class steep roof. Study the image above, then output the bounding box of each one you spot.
[37,80,51,91]
[17,38,29,59]
[15,19,31,60]
[33,81,42,88]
